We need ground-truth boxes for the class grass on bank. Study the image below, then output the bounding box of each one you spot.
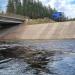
[25,18,55,25]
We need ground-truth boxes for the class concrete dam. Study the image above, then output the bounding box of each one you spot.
[0,21,75,40]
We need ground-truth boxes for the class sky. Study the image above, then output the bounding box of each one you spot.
[0,0,8,12]
[0,0,75,18]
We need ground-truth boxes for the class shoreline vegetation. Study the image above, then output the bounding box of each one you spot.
[25,18,55,25]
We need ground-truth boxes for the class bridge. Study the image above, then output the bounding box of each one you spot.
[0,14,25,25]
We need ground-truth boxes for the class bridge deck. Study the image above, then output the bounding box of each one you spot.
[0,14,25,24]
[0,19,24,24]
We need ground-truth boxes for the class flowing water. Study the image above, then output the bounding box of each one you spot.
[0,40,75,75]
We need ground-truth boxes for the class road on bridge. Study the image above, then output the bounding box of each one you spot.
[0,21,75,40]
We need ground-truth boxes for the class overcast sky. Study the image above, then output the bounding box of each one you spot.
[0,0,75,18]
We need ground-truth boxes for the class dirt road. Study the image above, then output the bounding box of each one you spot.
[0,21,75,40]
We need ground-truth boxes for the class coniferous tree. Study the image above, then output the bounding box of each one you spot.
[15,0,22,14]
[6,0,66,21]
[7,0,15,13]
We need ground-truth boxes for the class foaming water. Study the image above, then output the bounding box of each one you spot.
[0,40,75,75]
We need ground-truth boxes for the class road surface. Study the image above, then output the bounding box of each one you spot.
[0,21,75,39]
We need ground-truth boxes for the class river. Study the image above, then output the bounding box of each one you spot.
[0,39,75,75]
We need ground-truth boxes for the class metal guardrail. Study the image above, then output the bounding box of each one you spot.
[0,14,25,24]
[0,13,25,20]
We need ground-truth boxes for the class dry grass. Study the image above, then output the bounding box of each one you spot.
[26,18,55,25]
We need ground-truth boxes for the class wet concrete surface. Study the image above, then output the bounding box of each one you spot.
[0,40,75,75]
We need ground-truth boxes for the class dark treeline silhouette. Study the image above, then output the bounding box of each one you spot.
[67,18,75,21]
[7,0,66,21]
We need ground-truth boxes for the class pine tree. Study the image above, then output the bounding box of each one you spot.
[15,0,22,15]
[7,0,15,13]
[6,0,66,21]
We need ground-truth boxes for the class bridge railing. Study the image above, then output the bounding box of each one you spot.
[0,13,25,23]
[0,13,25,21]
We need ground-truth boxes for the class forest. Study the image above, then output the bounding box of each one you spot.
[7,0,66,21]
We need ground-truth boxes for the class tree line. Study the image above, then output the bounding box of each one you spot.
[7,0,57,18]
[7,0,66,21]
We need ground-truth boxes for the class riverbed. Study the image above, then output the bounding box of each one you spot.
[0,39,75,75]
